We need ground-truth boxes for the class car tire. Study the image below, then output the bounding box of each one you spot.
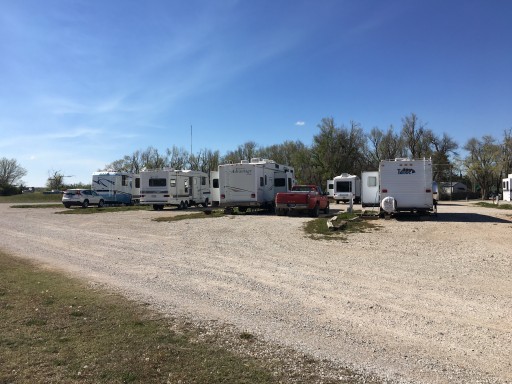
[324,203,330,214]
[310,204,319,217]
[98,199,105,208]
[64,203,71,209]
[82,200,89,208]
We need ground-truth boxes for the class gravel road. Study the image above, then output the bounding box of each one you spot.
[0,202,511,383]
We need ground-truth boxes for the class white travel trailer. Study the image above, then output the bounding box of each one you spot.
[218,158,295,212]
[332,173,361,204]
[139,169,210,210]
[361,171,380,208]
[92,171,140,205]
[326,179,334,199]
[379,158,435,215]
[210,170,220,207]
[502,174,512,201]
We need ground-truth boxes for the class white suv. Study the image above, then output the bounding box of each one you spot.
[62,189,105,208]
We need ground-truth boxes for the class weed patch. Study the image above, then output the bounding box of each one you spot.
[304,212,380,241]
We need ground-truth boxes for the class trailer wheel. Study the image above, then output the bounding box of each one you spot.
[152,204,164,211]
[201,198,209,208]
[179,201,187,210]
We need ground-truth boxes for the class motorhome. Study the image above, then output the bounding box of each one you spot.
[332,173,361,204]
[361,171,379,208]
[502,174,512,201]
[92,171,140,205]
[218,158,295,212]
[379,158,435,215]
[139,169,210,210]
[210,170,220,206]
[326,179,334,199]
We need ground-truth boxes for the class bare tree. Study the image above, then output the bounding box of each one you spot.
[0,157,27,187]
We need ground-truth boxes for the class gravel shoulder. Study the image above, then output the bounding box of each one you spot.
[0,202,511,383]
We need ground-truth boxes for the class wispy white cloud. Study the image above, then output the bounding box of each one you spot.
[295,121,305,126]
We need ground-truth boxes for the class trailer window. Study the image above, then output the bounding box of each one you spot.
[202,177,206,186]
[260,177,264,187]
[135,178,140,188]
[170,179,176,187]
[212,179,219,188]
[288,178,293,190]
[149,178,166,187]
[122,175,128,186]
[336,181,351,192]
[367,176,377,187]
[274,178,286,187]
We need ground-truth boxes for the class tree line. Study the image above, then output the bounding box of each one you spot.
[2,113,511,199]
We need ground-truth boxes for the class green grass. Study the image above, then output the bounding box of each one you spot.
[474,202,512,210]
[152,209,225,222]
[0,251,289,383]
[56,205,151,214]
[0,192,62,204]
[304,212,380,241]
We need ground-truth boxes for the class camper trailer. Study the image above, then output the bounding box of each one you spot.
[139,169,210,210]
[210,170,220,206]
[502,174,512,201]
[218,158,295,212]
[361,171,379,208]
[379,158,434,215]
[92,171,140,205]
[326,179,334,199]
[332,173,361,204]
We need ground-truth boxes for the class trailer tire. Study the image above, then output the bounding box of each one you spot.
[179,201,187,210]
[201,198,209,208]
[152,204,164,211]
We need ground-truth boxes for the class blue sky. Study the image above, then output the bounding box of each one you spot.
[1,0,511,187]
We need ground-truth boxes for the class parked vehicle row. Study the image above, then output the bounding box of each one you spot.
[62,157,437,216]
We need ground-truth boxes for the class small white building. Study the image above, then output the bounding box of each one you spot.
[439,182,468,196]
[502,174,512,201]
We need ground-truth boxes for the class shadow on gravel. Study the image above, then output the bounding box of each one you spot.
[394,212,512,223]
[434,212,512,223]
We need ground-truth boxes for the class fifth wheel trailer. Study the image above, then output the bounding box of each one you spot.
[379,158,435,215]
[139,169,210,210]
[92,171,140,205]
[218,158,295,212]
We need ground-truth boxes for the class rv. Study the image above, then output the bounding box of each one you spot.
[210,170,220,206]
[332,173,361,204]
[92,171,140,205]
[218,158,295,212]
[139,169,210,210]
[326,179,334,199]
[502,174,512,201]
[379,158,435,215]
[361,171,379,208]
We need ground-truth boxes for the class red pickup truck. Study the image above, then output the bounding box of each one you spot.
[275,185,330,217]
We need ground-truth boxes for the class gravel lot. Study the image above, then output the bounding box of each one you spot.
[0,201,511,384]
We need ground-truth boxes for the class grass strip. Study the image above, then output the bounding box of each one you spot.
[0,251,281,384]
